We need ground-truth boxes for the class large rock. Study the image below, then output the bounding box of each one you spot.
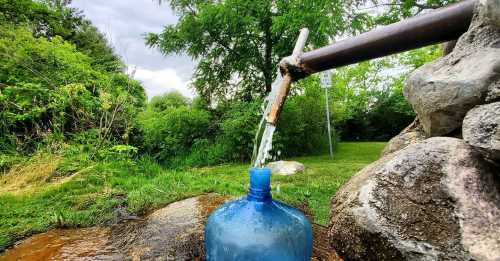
[463,102,500,161]
[329,137,500,261]
[404,0,500,136]
[266,160,305,176]
[381,118,426,157]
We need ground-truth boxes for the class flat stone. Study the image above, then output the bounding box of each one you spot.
[267,160,305,176]
[111,194,228,260]
[329,137,500,261]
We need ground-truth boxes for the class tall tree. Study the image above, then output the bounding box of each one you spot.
[147,0,347,103]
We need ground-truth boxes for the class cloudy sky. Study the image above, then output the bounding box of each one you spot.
[71,0,196,98]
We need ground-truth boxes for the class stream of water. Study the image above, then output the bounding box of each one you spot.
[252,71,283,168]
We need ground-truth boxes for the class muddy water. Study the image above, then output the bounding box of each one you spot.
[0,194,341,261]
[0,228,117,261]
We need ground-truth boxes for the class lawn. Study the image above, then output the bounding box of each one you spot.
[0,142,385,251]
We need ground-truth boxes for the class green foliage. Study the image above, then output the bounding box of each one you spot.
[138,105,211,163]
[138,89,339,166]
[400,44,442,69]
[377,0,458,24]
[70,21,125,73]
[347,0,458,28]
[149,91,189,112]
[0,153,25,174]
[0,0,123,72]
[148,0,348,103]
[0,25,145,151]
[215,101,262,162]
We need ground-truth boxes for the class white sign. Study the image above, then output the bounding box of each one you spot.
[320,71,331,89]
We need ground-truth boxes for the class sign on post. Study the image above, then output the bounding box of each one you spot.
[320,70,331,89]
[319,71,333,159]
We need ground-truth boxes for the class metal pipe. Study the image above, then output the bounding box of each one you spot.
[295,0,475,76]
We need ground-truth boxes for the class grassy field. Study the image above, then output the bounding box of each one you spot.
[0,142,385,251]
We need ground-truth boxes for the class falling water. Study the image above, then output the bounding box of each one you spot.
[253,123,276,168]
[252,71,282,168]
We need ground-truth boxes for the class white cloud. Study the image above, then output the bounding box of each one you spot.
[71,0,195,99]
[132,66,195,98]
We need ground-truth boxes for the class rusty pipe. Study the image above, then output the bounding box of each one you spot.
[267,28,309,125]
[289,0,475,78]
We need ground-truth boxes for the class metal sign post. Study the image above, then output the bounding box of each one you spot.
[320,71,333,159]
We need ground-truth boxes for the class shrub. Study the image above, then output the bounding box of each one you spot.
[180,139,226,167]
[336,81,415,141]
[0,25,146,152]
[138,106,211,163]
[216,100,262,162]
[149,91,189,112]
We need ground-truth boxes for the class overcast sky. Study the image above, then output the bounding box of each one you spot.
[71,0,196,98]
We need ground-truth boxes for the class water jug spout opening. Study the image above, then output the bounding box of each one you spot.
[248,168,272,202]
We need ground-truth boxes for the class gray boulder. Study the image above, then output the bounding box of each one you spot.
[381,118,426,157]
[483,0,500,28]
[329,137,500,261]
[463,102,500,161]
[404,0,500,136]
[266,160,305,176]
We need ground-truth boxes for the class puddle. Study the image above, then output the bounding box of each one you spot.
[0,228,118,261]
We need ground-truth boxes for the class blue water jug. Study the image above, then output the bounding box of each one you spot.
[205,167,313,260]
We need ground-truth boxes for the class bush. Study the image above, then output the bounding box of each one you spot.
[216,100,262,162]
[137,86,340,167]
[138,106,211,163]
[0,25,146,152]
[336,81,415,141]
[149,91,189,112]
[0,153,25,174]
[180,139,226,167]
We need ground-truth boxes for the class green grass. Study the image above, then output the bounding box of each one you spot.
[0,142,385,251]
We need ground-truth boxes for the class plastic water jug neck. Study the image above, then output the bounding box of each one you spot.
[247,168,272,202]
